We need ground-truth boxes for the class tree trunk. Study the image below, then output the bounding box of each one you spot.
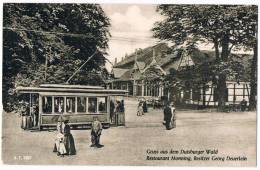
[248,44,257,111]
[214,40,220,62]
[220,34,230,61]
[202,84,206,108]
[44,55,48,81]
[217,74,227,111]
[218,34,229,111]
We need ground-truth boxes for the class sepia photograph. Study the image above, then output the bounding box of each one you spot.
[1,0,258,167]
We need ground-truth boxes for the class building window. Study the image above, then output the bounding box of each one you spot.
[77,97,86,113]
[88,97,97,113]
[66,97,75,113]
[192,90,200,101]
[42,96,52,113]
[54,97,64,113]
[183,90,191,100]
[98,97,107,113]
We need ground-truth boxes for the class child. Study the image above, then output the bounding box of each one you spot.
[53,116,67,157]
[91,117,103,148]
[137,102,143,116]
[55,133,66,157]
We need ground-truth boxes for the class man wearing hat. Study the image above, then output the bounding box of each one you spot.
[163,102,173,130]
[90,116,103,148]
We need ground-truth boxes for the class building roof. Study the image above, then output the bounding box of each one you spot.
[112,43,253,81]
[136,61,146,70]
[113,43,170,69]
[111,68,129,79]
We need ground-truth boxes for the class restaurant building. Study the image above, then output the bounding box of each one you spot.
[107,43,252,107]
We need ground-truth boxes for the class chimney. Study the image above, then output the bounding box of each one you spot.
[114,58,117,64]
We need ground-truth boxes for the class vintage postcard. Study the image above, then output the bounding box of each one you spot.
[1,0,258,167]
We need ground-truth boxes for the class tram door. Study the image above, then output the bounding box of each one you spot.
[30,94,39,128]
[110,96,125,126]
[21,93,39,129]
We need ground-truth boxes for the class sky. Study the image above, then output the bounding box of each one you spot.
[101,3,253,71]
[101,4,163,71]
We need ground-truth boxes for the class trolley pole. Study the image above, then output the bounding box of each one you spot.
[65,50,98,84]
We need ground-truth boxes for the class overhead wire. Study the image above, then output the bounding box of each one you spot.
[3,26,163,43]
[3,27,94,38]
[3,26,168,70]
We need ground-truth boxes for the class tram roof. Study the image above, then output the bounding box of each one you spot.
[39,84,104,89]
[16,84,128,95]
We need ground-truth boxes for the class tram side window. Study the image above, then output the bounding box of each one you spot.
[42,96,52,113]
[88,97,97,113]
[77,97,86,113]
[98,97,107,112]
[66,97,75,113]
[54,97,64,113]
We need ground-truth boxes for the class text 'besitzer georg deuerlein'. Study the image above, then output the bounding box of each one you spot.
[146,149,247,162]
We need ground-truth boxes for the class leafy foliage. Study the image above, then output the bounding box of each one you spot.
[3,3,111,112]
[152,5,257,110]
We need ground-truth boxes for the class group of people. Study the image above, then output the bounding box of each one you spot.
[137,99,148,116]
[109,100,124,124]
[50,99,177,158]
[53,116,76,157]
[53,116,103,157]
[136,99,176,130]
[20,103,39,130]
[163,102,176,130]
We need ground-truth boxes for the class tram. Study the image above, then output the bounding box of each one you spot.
[16,84,128,130]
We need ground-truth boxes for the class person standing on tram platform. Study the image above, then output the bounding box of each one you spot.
[115,101,120,125]
[110,100,115,123]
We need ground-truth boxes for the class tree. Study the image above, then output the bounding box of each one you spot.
[152,5,256,111]
[3,3,111,112]
[235,6,257,110]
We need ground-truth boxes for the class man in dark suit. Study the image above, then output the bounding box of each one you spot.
[163,102,173,130]
[240,98,247,111]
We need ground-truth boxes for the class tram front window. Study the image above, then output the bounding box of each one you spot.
[54,97,64,113]
[42,96,52,113]
[88,97,97,113]
[66,97,75,113]
[77,97,86,113]
[98,97,107,112]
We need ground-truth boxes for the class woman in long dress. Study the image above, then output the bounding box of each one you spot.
[170,103,176,128]
[143,100,148,113]
[63,119,76,155]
